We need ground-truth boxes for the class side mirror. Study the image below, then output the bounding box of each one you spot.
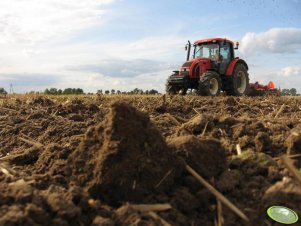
[234,42,239,50]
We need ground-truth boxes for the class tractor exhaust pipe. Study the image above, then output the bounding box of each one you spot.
[186,40,191,61]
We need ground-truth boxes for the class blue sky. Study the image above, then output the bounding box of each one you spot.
[0,0,300,93]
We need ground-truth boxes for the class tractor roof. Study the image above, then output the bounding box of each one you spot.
[194,38,234,45]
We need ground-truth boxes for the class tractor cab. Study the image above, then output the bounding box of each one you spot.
[167,37,249,96]
[188,38,238,75]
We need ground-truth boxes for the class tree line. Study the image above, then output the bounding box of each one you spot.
[96,88,159,95]
[0,87,299,96]
[280,88,299,96]
[44,88,84,95]
[41,87,160,95]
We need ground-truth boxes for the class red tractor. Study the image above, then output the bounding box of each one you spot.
[166,38,249,96]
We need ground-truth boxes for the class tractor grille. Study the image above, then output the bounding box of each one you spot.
[180,71,189,76]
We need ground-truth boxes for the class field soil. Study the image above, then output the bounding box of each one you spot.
[0,94,301,226]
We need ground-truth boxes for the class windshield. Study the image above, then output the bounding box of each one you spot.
[194,43,219,59]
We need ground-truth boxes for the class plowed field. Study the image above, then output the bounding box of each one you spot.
[0,94,300,226]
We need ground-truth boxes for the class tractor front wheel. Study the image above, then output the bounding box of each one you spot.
[226,64,250,96]
[198,71,221,96]
[166,83,177,95]
[166,83,187,95]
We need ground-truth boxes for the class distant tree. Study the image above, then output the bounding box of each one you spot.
[132,88,145,94]
[97,89,103,95]
[63,88,73,95]
[148,89,159,95]
[280,89,289,96]
[105,90,110,95]
[76,88,84,94]
[0,88,7,94]
[49,88,58,95]
[280,88,298,96]
[117,90,121,95]
[44,88,50,94]
[111,89,115,95]
[290,88,297,96]
[133,88,139,94]
[57,89,63,95]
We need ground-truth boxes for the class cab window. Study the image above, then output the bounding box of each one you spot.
[194,43,219,59]
[219,43,231,61]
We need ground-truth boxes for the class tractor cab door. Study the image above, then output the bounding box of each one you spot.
[219,42,232,75]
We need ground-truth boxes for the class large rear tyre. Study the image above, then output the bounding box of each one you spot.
[198,71,221,96]
[226,64,249,96]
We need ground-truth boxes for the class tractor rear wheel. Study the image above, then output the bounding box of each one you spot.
[198,71,221,96]
[226,64,249,96]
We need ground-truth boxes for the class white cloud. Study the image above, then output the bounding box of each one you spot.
[95,36,185,61]
[67,58,177,78]
[0,0,114,44]
[0,34,185,93]
[0,35,184,75]
[240,28,301,55]
[279,66,301,77]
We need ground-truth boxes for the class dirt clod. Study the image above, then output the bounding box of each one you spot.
[178,114,213,135]
[70,102,183,205]
[216,169,241,192]
[168,135,227,178]
[285,133,301,154]
[255,132,271,152]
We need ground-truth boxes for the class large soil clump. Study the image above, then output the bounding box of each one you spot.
[167,135,227,178]
[68,102,184,205]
